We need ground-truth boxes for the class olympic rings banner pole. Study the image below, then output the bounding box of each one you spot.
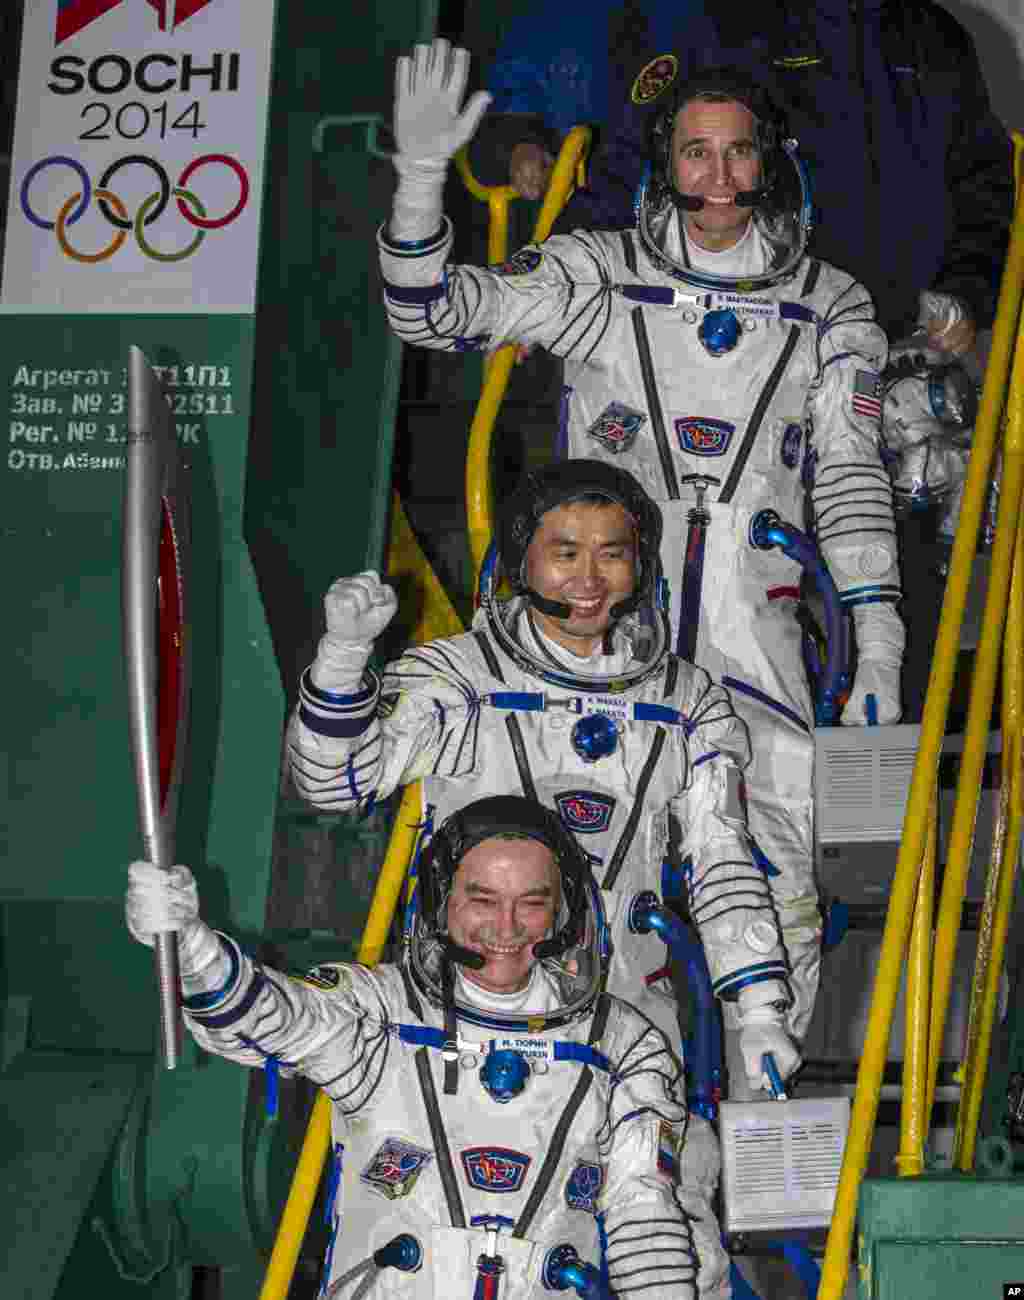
[2,0,275,313]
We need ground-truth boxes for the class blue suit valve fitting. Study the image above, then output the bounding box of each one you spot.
[373,1234,423,1272]
[571,712,619,763]
[480,1048,531,1102]
[542,1245,611,1299]
[698,308,742,356]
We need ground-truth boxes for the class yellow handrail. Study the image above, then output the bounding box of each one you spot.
[818,129,1024,1299]
[464,127,592,582]
[453,148,518,268]
[895,791,936,1178]
[257,783,432,1300]
[952,294,1024,1171]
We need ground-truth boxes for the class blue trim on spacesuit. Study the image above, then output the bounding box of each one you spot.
[483,691,692,733]
[713,961,791,1000]
[382,279,447,304]
[721,675,811,734]
[392,1022,613,1074]
[378,218,450,255]
[840,584,902,607]
[187,967,267,1027]
[300,668,379,706]
[181,934,241,1010]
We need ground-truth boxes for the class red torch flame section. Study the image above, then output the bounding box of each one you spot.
[157,498,183,811]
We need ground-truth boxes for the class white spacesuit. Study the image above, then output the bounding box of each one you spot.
[125,797,700,1300]
[376,45,906,1043]
[290,460,803,1299]
[880,341,977,519]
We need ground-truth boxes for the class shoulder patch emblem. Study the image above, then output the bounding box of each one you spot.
[461,1147,531,1193]
[359,1137,433,1200]
[780,421,803,469]
[292,963,342,991]
[494,247,542,276]
[565,1160,604,1212]
[587,401,646,454]
[631,54,678,105]
[675,416,735,456]
[554,789,616,835]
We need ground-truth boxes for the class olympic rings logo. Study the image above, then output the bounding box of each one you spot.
[20,153,250,263]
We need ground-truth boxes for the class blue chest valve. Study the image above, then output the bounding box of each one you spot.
[373,1234,422,1272]
[698,308,742,357]
[543,1245,612,1299]
[480,1048,531,1102]
[570,712,619,763]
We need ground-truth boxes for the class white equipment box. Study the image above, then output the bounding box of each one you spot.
[719,1095,851,1234]
[815,723,922,845]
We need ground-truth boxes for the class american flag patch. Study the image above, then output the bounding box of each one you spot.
[852,370,882,422]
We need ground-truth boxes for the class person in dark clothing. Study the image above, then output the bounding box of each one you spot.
[558,0,1014,348]
[467,0,705,198]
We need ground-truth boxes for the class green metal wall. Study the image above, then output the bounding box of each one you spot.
[0,3,439,1296]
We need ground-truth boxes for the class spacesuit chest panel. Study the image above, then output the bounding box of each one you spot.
[419,639,685,897]
[563,241,820,515]
[333,1022,606,1296]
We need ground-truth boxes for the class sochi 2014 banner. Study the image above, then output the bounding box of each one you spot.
[1,0,277,312]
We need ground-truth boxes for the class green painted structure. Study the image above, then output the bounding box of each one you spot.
[1,2,437,1297]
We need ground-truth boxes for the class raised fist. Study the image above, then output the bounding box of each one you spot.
[323,571,398,646]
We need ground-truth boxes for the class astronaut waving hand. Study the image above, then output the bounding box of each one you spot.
[377,41,906,1063]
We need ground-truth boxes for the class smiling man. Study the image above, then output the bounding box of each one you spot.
[124,795,701,1299]
[377,44,907,1071]
[290,459,801,1300]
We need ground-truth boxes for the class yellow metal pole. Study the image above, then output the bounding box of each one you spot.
[953,323,1024,1169]
[464,128,592,582]
[818,158,1024,1300]
[257,783,428,1300]
[925,315,1024,1125]
[385,492,464,645]
[895,791,937,1178]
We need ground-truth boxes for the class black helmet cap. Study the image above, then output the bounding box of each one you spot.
[418,794,592,962]
[497,459,663,619]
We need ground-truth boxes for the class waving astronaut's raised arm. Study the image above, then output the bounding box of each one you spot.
[597,1003,698,1300]
[184,946,394,1114]
[378,221,619,362]
[806,272,900,609]
[672,666,790,1004]
[288,639,483,812]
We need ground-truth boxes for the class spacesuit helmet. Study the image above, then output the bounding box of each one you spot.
[481,459,671,692]
[881,345,977,513]
[637,65,813,292]
[405,795,610,1031]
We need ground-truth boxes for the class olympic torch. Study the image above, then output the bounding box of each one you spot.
[122,345,192,1070]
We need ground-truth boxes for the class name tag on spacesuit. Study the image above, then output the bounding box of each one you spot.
[491,1035,553,1061]
[580,695,628,724]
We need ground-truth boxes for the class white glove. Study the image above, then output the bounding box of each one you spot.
[125,862,229,997]
[737,990,802,1094]
[310,571,397,694]
[390,40,492,243]
[394,40,491,164]
[842,602,905,726]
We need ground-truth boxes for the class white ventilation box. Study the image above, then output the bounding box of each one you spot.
[815,723,922,844]
[718,1096,851,1234]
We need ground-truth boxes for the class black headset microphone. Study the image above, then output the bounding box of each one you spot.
[676,185,768,211]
